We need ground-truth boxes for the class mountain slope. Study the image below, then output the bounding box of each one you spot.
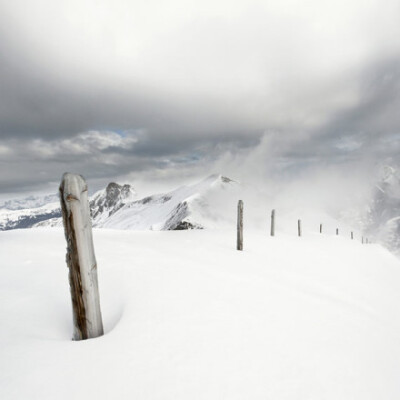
[0,175,239,231]
[97,174,239,230]
[0,182,137,230]
[0,202,61,230]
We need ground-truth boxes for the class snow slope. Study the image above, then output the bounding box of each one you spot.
[1,228,400,399]
[0,175,238,231]
[0,201,61,230]
[97,174,239,230]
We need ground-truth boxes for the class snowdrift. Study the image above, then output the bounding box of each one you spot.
[1,228,400,399]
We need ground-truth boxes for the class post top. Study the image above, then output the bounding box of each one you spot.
[60,173,88,202]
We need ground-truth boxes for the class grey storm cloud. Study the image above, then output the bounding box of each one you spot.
[1,0,400,195]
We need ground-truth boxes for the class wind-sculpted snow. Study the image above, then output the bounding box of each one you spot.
[1,228,400,399]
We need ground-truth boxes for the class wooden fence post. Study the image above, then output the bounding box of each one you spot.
[298,219,302,237]
[270,209,275,237]
[60,173,104,340]
[320,223,322,234]
[237,200,243,251]
[351,231,354,240]
[336,228,339,235]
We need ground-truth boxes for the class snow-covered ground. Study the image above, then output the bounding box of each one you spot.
[1,228,400,399]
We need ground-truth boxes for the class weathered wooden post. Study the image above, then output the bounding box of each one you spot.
[336,228,339,235]
[351,231,354,240]
[298,219,302,237]
[60,173,104,340]
[270,209,275,237]
[237,200,243,251]
[320,223,322,234]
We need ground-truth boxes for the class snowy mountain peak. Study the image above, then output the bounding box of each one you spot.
[90,182,136,221]
[201,174,236,186]
[104,182,135,205]
[221,175,235,184]
[92,174,240,230]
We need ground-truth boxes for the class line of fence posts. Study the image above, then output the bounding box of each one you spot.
[237,200,243,251]
[235,205,369,249]
[59,173,104,341]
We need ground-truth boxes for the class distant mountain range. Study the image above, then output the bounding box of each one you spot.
[2,169,400,257]
[0,174,239,231]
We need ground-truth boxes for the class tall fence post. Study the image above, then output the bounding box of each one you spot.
[298,219,302,237]
[237,200,243,251]
[270,209,275,237]
[320,223,322,234]
[60,173,104,341]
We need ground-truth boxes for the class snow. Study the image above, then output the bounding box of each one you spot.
[1,227,400,399]
[94,174,239,230]
[0,174,239,231]
[0,201,60,230]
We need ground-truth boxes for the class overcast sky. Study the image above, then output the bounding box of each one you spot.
[1,0,400,197]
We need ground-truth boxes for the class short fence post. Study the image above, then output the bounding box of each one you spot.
[237,200,243,251]
[60,173,104,341]
[336,228,339,235]
[351,232,354,240]
[270,209,275,237]
[320,223,322,234]
[298,219,302,237]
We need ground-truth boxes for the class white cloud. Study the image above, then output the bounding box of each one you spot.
[30,130,138,158]
[0,145,12,155]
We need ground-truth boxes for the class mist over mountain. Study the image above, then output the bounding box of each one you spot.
[365,165,400,255]
[0,194,59,210]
